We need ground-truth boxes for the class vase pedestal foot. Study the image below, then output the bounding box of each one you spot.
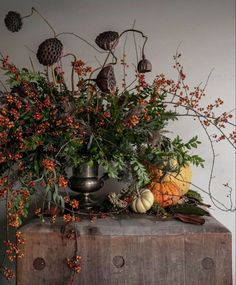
[81,193,97,211]
[69,163,106,211]
[67,193,100,212]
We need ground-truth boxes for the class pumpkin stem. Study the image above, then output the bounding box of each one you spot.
[159,172,167,183]
[134,181,141,197]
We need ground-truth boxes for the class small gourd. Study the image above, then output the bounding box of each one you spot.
[148,181,181,208]
[131,188,154,213]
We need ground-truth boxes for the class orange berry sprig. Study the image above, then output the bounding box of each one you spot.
[0,266,15,280]
[66,255,82,274]
[72,60,92,77]
[153,54,235,146]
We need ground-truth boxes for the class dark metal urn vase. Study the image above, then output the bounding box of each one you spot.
[69,163,105,210]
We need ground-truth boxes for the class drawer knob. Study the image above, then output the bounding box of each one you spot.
[33,257,46,270]
[112,256,125,268]
[201,257,215,270]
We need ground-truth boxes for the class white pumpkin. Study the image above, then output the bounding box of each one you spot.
[131,189,154,213]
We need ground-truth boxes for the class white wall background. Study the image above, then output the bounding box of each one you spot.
[0,0,235,284]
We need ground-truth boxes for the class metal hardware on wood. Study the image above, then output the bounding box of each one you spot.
[112,256,125,268]
[201,257,215,270]
[33,257,46,270]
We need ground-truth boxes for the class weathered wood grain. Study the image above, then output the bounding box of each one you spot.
[17,215,232,285]
[184,233,232,285]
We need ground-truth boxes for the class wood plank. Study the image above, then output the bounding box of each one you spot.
[184,232,232,285]
[17,215,232,285]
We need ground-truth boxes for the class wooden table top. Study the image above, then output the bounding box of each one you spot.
[20,214,230,236]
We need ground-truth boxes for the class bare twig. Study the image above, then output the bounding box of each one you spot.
[0,79,8,92]
[24,45,36,55]
[62,53,77,96]
[94,56,102,67]
[31,7,56,37]
[132,20,139,65]
[164,95,236,148]
[29,57,35,73]
[122,32,128,89]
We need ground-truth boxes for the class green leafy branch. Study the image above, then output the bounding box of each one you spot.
[172,135,205,167]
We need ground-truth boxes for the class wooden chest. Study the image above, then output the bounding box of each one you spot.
[17,215,232,285]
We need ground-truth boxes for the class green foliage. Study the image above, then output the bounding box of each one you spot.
[149,203,168,217]
[130,158,150,187]
[0,57,205,209]
[185,189,203,202]
[7,68,42,88]
[142,134,204,175]
[169,204,209,216]
[172,135,205,167]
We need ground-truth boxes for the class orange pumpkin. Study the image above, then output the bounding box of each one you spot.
[148,181,181,207]
[146,160,192,196]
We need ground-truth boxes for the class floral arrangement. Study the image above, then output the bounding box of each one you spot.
[0,7,235,282]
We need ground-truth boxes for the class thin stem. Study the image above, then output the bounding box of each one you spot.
[51,65,56,85]
[24,45,36,55]
[0,79,8,92]
[89,67,102,80]
[59,59,64,92]
[45,66,50,83]
[94,56,102,67]
[56,62,62,92]
[100,49,116,70]
[119,29,148,58]
[21,8,34,19]
[132,20,139,65]
[101,52,111,69]
[223,183,233,210]
[197,118,217,208]
[119,75,138,95]
[163,96,236,148]
[29,57,35,73]
[62,53,77,96]
[134,181,141,197]
[166,104,236,127]
[203,68,215,92]
[56,32,105,54]
[31,7,56,37]
[191,180,235,212]
[109,49,117,65]
[55,138,80,158]
[122,32,128,89]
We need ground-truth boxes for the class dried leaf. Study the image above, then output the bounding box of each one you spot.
[174,213,205,225]
[108,192,128,209]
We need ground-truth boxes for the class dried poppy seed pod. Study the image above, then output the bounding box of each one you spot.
[36,38,63,66]
[137,57,152,73]
[4,11,23,32]
[96,65,116,93]
[95,31,119,50]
